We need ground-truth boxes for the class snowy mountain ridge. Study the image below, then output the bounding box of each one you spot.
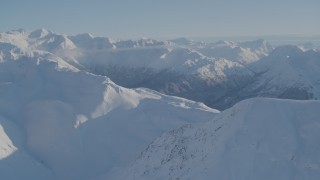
[0,51,218,180]
[122,98,320,180]
[1,29,320,110]
[0,29,320,180]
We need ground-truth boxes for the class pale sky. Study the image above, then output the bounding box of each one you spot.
[1,0,319,38]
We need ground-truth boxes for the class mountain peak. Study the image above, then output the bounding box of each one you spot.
[6,28,29,35]
[270,45,303,58]
[213,40,238,48]
[29,28,52,39]
[240,39,272,51]
[73,33,94,39]
[169,37,194,45]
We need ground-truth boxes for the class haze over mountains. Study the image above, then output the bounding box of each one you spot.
[0,29,319,180]
[0,29,218,180]
[3,29,318,110]
[1,29,320,109]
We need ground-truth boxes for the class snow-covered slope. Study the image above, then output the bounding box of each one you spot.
[124,98,320,180]
[68,33,115,50]
[1,29,319,180]
[0,48,218,180]
[0,116,55,180]
[298,42,320,52]
[197,39,273,64]
[75,46,253,79]
[168,38,273,64]
[169,37,206,47]
[247,45,320,99]
[73,46,255,110]
[0,29,254,80]
[1,29,319,111]
[0,29,76,53]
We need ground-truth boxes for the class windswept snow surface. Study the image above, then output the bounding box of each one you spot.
[124,98,320,180]
[0,47,218,179]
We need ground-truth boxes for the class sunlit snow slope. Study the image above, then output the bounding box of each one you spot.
[0,48,218,180]
[124,98,320,180]
[1,29,319,180]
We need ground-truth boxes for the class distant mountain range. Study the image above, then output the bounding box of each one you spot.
[0,29,319,180]
[3,29,317,110]
[0,32,217,179]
